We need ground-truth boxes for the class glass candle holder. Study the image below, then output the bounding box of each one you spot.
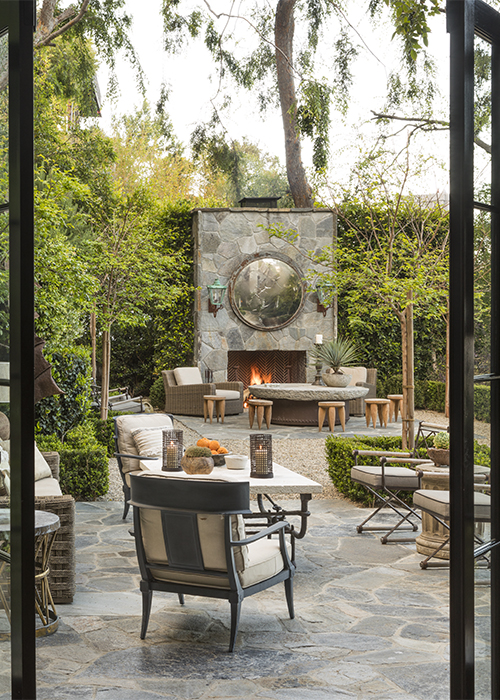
[162,429,183,471]
[250,434,273,478]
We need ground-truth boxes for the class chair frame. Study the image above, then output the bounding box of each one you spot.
[113,413,174,519]
[352,450,430,543]
[129,474,295,652]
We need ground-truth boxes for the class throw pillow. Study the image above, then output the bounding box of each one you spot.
[131,427,164,457]
[0,466,10,496]
[173,367,203,386]
[34,444,53,481]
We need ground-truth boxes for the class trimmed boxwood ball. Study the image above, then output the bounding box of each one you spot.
[184,445,212,458]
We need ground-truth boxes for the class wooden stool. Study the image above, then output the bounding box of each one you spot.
[318,401,346,432]
[203,395,226,424]
[248,399,273,429]
[387,394,403,422]
[364,398,390,428]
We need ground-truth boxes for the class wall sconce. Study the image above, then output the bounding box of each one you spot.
[207,279,227,317]
[316,280,334,316]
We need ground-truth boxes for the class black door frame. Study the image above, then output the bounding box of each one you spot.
[0,1,36,697]
[448,1,500,697]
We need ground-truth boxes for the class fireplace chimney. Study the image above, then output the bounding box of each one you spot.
[238,196,281,208]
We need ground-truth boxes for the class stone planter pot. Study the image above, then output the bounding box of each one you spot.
[322,372,351,388]
[180,455,214,474]
[427,448,450,467]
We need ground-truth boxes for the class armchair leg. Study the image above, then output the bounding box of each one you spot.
[140,589,153,639]
[178,594,185,605]
[228,600,242,652]
[122,485,130,520]
[284,577,294,619]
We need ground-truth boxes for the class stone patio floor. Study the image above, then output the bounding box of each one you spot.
[19,491,489,700]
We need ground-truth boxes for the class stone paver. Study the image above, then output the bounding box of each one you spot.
[0,493,491,699]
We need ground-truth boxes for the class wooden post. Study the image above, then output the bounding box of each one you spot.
[100,329,110,421]
[90,311,96,384]
[445,299,450,418]
[401,311,408,450]
[406,291,415,450]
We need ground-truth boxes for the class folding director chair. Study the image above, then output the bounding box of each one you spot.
[351,450,433,544]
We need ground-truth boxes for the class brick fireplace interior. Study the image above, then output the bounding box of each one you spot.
[227,350,307,389]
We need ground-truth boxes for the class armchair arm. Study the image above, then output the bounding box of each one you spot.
[230,519,288,546]
[355,381,376,398]
[42,451,60,481]
[215,381,243,393]
[114,452,158,461]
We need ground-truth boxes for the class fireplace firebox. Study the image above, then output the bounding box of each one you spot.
[227,350,306,389]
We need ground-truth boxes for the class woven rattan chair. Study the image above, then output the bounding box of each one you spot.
[342,368,377,416]
[162,368,243,417]
[129,473,295,652]
[351,450,433,543]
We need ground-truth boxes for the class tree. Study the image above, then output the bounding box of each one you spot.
[161,0,442,207]
[269,145,449,449]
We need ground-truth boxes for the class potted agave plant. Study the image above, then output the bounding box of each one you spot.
[427,431,450,466]
[313,337,361,387]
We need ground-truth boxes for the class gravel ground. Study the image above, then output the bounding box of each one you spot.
[101,410,491,503]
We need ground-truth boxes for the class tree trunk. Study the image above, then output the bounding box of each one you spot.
[275,0,313,208]
[400,293,415,451]
[90,312,97,384]
[100,330,111,421]
[445,300,450,418]
[401,312,408,451]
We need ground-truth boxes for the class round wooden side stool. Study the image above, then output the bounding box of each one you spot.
[387,394,403,422]
[248,399,273,429]
[203,395,226,424]
[364,398,390,428]
[318,401,346,432]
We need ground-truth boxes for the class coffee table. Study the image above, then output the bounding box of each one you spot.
[139,459,322,561]
[248,383,369,426]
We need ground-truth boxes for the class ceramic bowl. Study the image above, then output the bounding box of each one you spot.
[212,451,231,467]
[224,454,249,470]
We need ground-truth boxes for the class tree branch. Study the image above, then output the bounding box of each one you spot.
[36,0,91,48]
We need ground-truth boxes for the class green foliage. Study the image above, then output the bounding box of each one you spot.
[474,385,491,423]
[433,431,450,449]
[313,337,362,371]
[87,413,118,457]
[35,348,92,439]
[59,444,109,501]
[35,433,64,453]
[149,377,166,411]
[184,446,212,457]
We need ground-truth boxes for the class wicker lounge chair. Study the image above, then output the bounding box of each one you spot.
[162,367,244,417]
[340,367,377,416]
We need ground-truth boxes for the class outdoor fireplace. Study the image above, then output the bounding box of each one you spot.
[227,350,307,389]
[192,206,336,383]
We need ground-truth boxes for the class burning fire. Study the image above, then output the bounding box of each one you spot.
[250,367,272,385]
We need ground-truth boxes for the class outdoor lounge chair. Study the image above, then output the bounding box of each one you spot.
[129,472,295,652]
[113,412,174,519]
[339,367,377,416]
[162,367,244,417]
[351,450,433,543]
[413,488,492,568]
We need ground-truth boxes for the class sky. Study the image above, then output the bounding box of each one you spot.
[97,1,452,194]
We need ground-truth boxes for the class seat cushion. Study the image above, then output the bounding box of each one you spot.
[341,367,367,387]
[35,444,52,481]
[35,477,63,497]
[115,414,173,474]
[173,367,203,386]
[351,465,420,490]
[215,389,241,401]
[413,489,491,521]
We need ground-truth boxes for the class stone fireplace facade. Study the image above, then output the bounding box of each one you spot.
[192,207,336,384]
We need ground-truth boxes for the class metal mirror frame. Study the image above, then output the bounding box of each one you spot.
[228,253,306,331]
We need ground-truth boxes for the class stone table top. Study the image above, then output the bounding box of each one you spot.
[248,383,369,402]
[0,508,60,535]
[139,460,323,495]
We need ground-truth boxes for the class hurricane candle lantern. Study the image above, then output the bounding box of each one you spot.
[162,429,183,471]
[250,434,273,478]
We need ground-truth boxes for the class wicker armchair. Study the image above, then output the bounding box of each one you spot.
[0,451,75,604]
[162,369,244,417]
[346,368,377,416]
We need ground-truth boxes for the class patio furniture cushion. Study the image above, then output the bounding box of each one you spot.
[35,476,63,497]
[413,489,491,521]
[174,367,203,386]
[131,426,165,457]
[215,389,241,401]
[35,444,53,481]
[115,413,173,474]
[351,465,421,490]
[340,367,367,387]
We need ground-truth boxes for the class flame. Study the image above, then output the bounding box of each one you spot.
[250,366,272,385]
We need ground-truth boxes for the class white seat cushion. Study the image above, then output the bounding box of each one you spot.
[340,367,367,387]
[215,389,240,401]
[174,367,203,386]
[35,477,63,497]
[35,444,53,481]
[413,489,491,521]
[115,414,173,474]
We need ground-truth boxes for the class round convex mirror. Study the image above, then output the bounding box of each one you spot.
[230,257,304,330]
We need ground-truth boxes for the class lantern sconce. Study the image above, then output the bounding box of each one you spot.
[207,279,227,317]
[315,280,334,316]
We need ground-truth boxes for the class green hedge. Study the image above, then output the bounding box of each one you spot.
[325,434,491,505]
[380,374,491,423]
[149,376,165,410]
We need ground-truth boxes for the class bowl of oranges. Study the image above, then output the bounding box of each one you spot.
[196,438,230,466]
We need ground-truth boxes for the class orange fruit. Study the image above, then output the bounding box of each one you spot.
[211,449,217,454]
[197,438,210,447]
[218,447,228,454]
[209,440,220,451]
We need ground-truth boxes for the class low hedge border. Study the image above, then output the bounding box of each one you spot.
[379,374,491,423]
[325,434,491,506]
